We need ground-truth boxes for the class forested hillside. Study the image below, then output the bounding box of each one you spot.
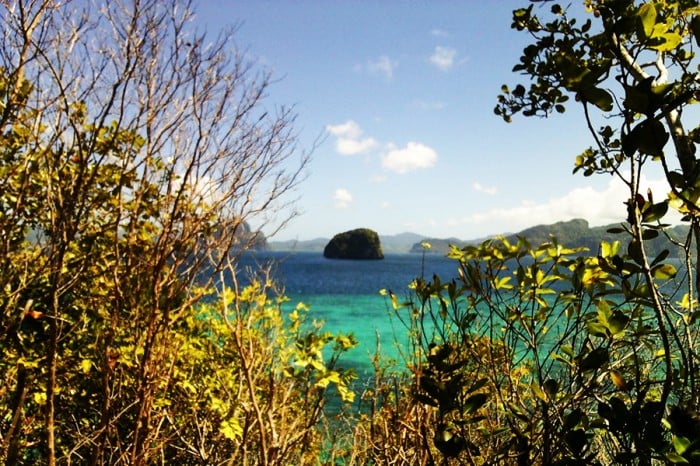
[411,218,690,257]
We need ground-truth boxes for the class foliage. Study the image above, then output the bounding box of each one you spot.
[323,228,384,260]
[0,1,359,465]
[350,1,700,465]
[161,276,357,465]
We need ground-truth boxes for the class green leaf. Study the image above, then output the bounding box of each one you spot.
[666,452,690,464]
[628,240,644,265]
[600,240,621,258]
[543,379,559,398]
[651,249,670,267]
[624,84,650,114]
[652,263,677,280]
[650,33,683,52]
[673,435,692,455]
[637,3,656,40]
[565,428,588,455]
[608,310,630,336]
[580,86,613,111]
[531,381,548,402]
[564,409,583,430]
[623,120,669,157]
[469,378,489,393]
[642,200,668,223]
[464,393,488,414]
[562,345,575,359]
[642,228,659,240]
[691,16,700,47]
[579,347,609,372]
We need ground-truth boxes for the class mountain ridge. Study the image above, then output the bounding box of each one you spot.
[268,218,689,256]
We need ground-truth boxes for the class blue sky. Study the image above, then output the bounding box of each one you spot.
[196,1,670,241]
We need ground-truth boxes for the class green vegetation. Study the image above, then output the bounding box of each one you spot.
[0,1,356,465]
[351,0,700,464]
[2,0,699,465]
[323,228,384,260]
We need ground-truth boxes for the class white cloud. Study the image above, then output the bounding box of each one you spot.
[355,55,397,80]
[382,142,437,174]
[473,182,498,195]
[431,28,449,37]
[326,120,362,139]
[333,188,353,209]
[448,174,680,236]
[326,120,377,155]
[430,46,457,71]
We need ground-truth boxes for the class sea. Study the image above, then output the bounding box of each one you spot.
[236,250,462,379]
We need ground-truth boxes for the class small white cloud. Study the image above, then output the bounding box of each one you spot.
[430,46,457,71]
[334,188,353,209]
[356,55,397,80]
[382,142,437,174]
[473,182,498,195]
[326,120,377,155]
[431,28,449,37]
[326,120,363,139]
[336,137,377,155]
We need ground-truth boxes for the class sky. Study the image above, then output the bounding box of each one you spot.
[195,1,674,242]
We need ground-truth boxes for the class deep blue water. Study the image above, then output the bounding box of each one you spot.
[238,251,459,295]
[236,251,461,375]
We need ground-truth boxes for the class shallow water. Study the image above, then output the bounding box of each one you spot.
[237,251,461,374]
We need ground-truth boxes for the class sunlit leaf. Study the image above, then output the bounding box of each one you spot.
[580,86,613,111]
[652,263,677,280]
[650,32,683,52]
[673,435,692,455]
[666,452,690,464]
[531,381,548,402]
[220,418,243,441]
[611,370,627,390]
[637,3,656,40]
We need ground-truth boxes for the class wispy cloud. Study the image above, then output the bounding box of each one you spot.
[326,120,377,155]
[431,28,449,37]
[430,46,457,71]
[382,142,437,174]
[355,55,397,80]
[333,188,353,209]
[448,174,679,236]
[414,99,447,111]
[473,182,498,195]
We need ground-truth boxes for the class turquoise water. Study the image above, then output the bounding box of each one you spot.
[238,251,461,375]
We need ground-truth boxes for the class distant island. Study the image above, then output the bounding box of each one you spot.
[266,218,690,258]
[323,228,384,260]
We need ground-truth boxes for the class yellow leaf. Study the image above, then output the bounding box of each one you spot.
[611,370,627,390]
[531,381,548,402]
[315,370,340,389]
[389,290,398,310]
[81,359,92,374]
[220,418,242,441]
